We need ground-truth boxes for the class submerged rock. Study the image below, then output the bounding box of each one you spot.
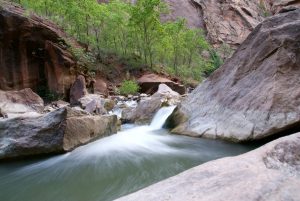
[0,107,118,160]
[116,133,300,201]
[169,9,300,141]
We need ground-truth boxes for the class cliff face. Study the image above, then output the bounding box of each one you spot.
[164,0,300,48]
[192,0,266,48]
[161,0,205,28]
[0,3,76,96]
[267,0,300,13]
[1,0,299,95]
[99,1,300,51]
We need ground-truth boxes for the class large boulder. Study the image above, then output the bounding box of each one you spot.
[93,74,108,95]
[138,74,186,95]
[168,9,300,141]
[78,94,115,114]
[122,97,163,124]
[0,88,44,117]
[70,75,88,105]
[0,3,76,96]
[0,107,118,160]
[122,84,181,124]
[116,133,300,201]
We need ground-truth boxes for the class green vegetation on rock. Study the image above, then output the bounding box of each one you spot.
[9,0,223,82]
[118,80,140,96]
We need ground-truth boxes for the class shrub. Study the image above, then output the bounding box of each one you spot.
[36,85,62,103]
[119,80,140,96]
[203,49,223,77]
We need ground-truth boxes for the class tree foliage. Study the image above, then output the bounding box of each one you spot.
[10,0,221,81]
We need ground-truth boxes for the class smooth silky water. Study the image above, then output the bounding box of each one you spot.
[0,106,256,201]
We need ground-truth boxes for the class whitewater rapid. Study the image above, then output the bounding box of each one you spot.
[0,106,253,201]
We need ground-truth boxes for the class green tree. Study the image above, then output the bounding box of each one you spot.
[12,0,216,82]
[129,0,164,68]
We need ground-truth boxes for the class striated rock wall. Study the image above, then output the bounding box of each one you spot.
[0,3,76,96]
[165,0,300,48]
[192,0,266,48]
[162,0,205,28]
[267,0,300,13]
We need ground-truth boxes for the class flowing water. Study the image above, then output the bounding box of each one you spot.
[0,106,256,201]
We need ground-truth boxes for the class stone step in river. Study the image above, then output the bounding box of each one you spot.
[0,106,256,201]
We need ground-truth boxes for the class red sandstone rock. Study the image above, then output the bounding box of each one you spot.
[70,75,88,105]
[138,74,186,95]
[0,3,76,96]
[94,75,108,95]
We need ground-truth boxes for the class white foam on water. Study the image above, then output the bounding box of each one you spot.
[0,105,252,201]
[150,106,176,130]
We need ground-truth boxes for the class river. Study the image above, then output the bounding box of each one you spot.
[0,106,256,201]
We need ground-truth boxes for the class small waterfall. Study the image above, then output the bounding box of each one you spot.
[150,106,176,130]
[0,105,253,201]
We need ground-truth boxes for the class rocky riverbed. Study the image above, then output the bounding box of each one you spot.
[0,72,184,160]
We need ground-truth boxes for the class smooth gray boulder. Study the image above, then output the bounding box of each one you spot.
[169,9,300,141]
[122,84,181,124]
[116,133,300,201]
[79,94,108,115]
[0,107,118,160]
